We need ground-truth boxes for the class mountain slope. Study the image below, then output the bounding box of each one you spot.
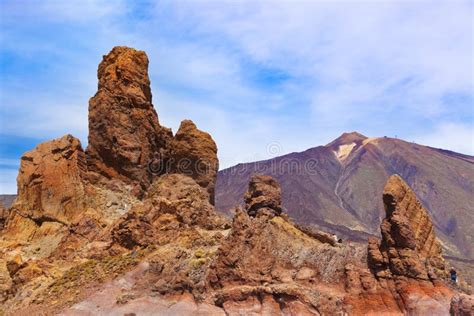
[216,132,474,259]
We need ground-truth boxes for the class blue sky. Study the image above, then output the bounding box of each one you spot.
[0,0,473,193]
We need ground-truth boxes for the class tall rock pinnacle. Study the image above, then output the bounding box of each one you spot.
[368,174,445,280]
[86,46,172,196]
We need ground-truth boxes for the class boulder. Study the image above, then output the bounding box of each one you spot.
[86,46,173,196]
[450,294,474,316]
[244,174,282,217]
[170,120,218,204]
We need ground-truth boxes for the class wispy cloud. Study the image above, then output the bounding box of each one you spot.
[414,122,474,155]
[0,0,472,194]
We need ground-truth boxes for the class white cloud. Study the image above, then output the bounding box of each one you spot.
[414,122,474,155]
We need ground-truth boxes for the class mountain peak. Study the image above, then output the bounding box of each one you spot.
[327,131,368,148]
[326,132,368,162]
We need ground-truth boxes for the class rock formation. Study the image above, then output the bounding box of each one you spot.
[244,173,282,217]
[111,173,227,250]
[5,135,87,241]
[368,174,446,280]
[207,174,364,315]
[450,294,474,315]
[364,174,453,314]
[86,46,173,196]
[170,120,218,204]
[0,47,465,315]
[85,47,218,201]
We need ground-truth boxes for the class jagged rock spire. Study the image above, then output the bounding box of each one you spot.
[86,46,173,196]
[368,174,445,280]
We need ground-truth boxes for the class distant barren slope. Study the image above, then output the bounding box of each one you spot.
[0,195,15,208]
[216,132,474,259]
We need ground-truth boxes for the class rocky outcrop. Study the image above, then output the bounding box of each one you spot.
[86,46,173,197]
[111,174,227,250]
[368,174,445,280]
[450,294,474,316]
[5,135,87,240]
[170,120,218,204]
[206,176,367,315]
[364,174,453,314]
[86,47,218,200]
[244,174,282,217]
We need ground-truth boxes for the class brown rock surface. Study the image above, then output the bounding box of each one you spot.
[450,293,474,316]
[207,176,366,314]
[368,174,446,280]
[244,173,282,217]
[363,174,454,314]
[111,173,227,250]
[86,46,173,196]
[5,135,87,241]
[170,120,218,204]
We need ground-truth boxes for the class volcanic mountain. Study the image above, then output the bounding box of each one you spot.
[216,132,474,260]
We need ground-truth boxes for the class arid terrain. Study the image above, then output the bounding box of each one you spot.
[216,132,474,261]
[0,46,472,315]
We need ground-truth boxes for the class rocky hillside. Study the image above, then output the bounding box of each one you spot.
[0,46,472,315]
[216,132,474,260]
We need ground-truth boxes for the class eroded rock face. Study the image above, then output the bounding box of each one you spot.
[368,174,445,280]
[170,120,218,204]
[111,174,227,250]
[244,174,282,217]
[450,294,474,316]
[362,174,454,315]
[206,176,368,315]
[86,46,173,196]
[6,135,87,239]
